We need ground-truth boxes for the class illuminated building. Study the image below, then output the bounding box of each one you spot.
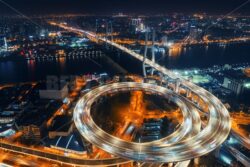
[22,125,41,143]
[223,77,244,95]
[189,25,202,42]
[222,71,250,95]
[131,18,147,32]
[0,35,7,54]
[131,18,142,26]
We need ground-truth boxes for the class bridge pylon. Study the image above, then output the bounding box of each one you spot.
[105,21,113,49]
[143,28,156,77]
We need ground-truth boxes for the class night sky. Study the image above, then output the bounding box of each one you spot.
[0,0,250,15]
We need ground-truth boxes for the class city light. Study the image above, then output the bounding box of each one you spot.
[244,83,250,89]
[0,1,250,166]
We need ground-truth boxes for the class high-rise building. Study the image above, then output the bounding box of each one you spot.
[131,18,142,26]
[0,35,7,53]
[223,77,244,95]
[39,76,70,100]
[222,71,250,95]
[189,26,202,42]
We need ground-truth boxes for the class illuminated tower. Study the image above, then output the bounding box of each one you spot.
[151,29,155,75]
[143,28,156,77]
[162,35,168,47]
[143,30,149,77]
[95,19,98,33]
[110,21,113,42]
[4,37,7,52]
[0,36,7,54]
[105,21,113,48]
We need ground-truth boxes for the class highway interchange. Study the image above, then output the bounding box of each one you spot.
[74,81,231,163]
[0,22,233,166]
[47,22,233,164]
[50,23,232,163]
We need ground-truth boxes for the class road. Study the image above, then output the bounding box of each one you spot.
[52,22,231,163]
[74,82,231,163]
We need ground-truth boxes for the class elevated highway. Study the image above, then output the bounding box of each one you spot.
[51,22,231,163]
[74,82,231,162]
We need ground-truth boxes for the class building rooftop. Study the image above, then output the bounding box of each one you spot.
[48,131,86,153]
[224,70,249,81]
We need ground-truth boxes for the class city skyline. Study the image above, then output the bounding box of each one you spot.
[0,1,250,167]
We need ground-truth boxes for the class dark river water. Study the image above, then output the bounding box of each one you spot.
[164,42,250,69]
[0,42,250,84]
